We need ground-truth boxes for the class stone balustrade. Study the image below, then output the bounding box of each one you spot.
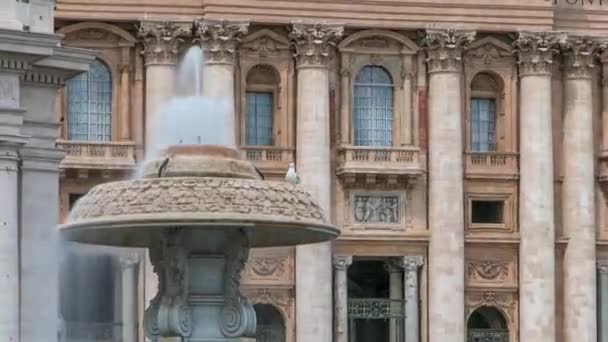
[57,140,136,170]
[464,152,518,179]
[240,146,294,177]
[336,146,423,183]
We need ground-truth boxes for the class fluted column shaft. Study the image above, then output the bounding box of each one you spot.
[290,23,343,342]
[138,21,190,158]
[334,256,353,342]
[423,29,475,342]
[562,38,600,342]
[195,20,249,148]
[514,32,564,342]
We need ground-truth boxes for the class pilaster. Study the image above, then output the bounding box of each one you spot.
[599,261,608,342]
[138,21,191,66]
[289,23,344,69]
[422,28,474,342]
[194,19,249,65]
[513,31,563,342]
[423,29,475,73]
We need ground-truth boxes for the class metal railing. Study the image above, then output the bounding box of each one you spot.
[348,298,406,342]
[467,329,509,342]
[60,321,122,342]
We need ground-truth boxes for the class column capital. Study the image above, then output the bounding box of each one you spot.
[562,37,605,79]
[138,21,191,66]
[194,19,249,65]
[401,255,424,272]
[289,23,344,69]
[422,28,476,73]
[599,260,608,274]
[513,32,567,76]
[333,255,353,270]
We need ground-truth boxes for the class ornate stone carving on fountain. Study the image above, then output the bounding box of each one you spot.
[138,21,192,65]
[512,32,567,76]
[422,28,476,73]
[289,23,344,68]
[194,19,249,65]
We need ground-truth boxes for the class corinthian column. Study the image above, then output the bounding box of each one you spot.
[422,28,475,342]
[333,255,352,342]
[138,21,190,157]
[562,37,602,342]
[195,19,249,147]
[513,32,566,342]
[289,23,343,342]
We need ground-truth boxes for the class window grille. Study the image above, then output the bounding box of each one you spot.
[246,91,273,146]
[470,98,497,152]
[354,66,394,147]
[67,60,112,142]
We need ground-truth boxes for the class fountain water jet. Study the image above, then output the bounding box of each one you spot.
[60,46,339,341]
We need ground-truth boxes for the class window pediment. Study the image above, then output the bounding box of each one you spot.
[338,30,419,55]
[58,22,136,48]
[465,37,513,65]
[241,29,290,57]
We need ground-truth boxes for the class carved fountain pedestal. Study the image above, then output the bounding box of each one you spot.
[60,146,338,341]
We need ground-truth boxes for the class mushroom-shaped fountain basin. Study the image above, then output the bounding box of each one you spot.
[60,145,339,248]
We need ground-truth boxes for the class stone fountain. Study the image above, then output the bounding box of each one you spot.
[60,144,338,341]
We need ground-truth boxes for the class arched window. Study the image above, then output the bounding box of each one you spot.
[254,304,285,342]
[470,73,500,152]
[67,60,112,141]
[354,65,394,147]
[467,306,509,342]
[245,65,278,146]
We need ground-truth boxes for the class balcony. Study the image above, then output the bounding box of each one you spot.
[348,298,406,342]
[467,329,509,342]
[336,146,424,185]
[57,140,136,170]
[240,146,294,177]
[464,152,518,180]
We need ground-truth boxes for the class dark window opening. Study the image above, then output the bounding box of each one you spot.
[471,200,504,224]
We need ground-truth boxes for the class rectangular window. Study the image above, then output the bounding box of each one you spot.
[471,98,496,152]
[471,200,504,224]
[246,91,273,146]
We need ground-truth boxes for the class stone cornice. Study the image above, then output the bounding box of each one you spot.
[289,23,344,69]
[138,21,192,66]
[513,31,567,76]
[562,36,605,79]
[422,29,476,73]
[332,255,353,270]
[194,19,249,65]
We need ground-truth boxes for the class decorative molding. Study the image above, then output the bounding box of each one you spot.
[289,23,344,68]
[338,29,419,55]
[467,260,510,281]
[561,36,604,79]
[58,21,137,46]
[422,29,476,73]
[466,291,516,323]
[247,256,287,277]
[333,255,353,270]
[241,28,290,59]
[353,194,400,224]
[465,36,514,65]
[512,32,567,76]
[138,21,191,66]
[195,19,249,65]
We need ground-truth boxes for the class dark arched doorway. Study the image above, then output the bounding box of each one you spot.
[255,303,285,342]
[467,306,509,342]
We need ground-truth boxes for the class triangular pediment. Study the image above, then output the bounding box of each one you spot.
[240,29,290,56]
[465,36,514,64]
[339,30,419,55]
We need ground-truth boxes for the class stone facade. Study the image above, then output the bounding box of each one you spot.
[3,1,606,342]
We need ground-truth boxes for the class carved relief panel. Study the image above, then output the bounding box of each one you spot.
[466,291,519,342]
[465,247,517,288]
[343,190,410,231]
[241,247,294,286]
